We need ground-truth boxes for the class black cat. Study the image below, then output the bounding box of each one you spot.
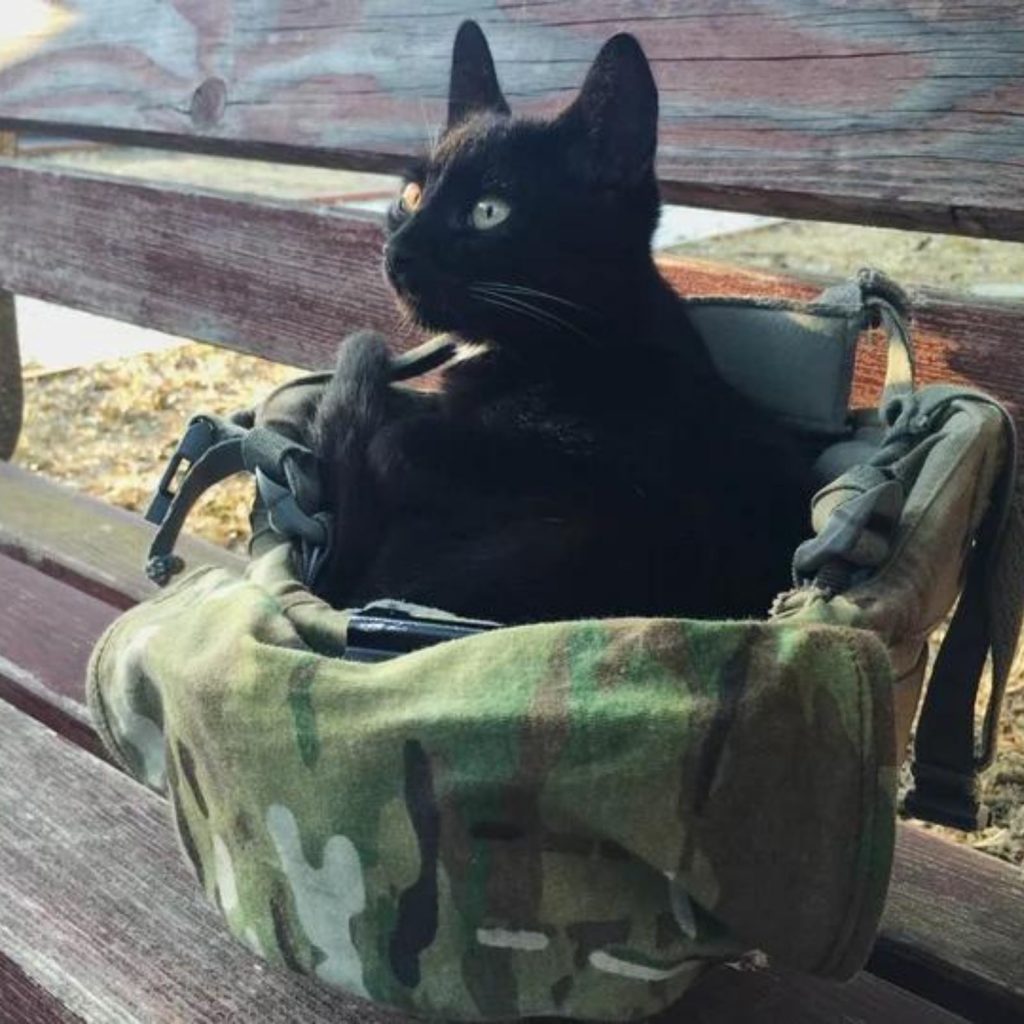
[312,21,812,623]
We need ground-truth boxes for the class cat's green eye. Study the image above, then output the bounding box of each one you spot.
[471,197,510,230]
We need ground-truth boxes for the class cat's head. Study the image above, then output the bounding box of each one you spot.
[384,21,660,347]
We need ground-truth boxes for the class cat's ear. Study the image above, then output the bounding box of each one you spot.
[447,21,510,130]
[558,34,658,186]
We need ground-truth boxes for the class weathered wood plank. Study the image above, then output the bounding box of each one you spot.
[2,162,1024,422]
[1,2,1023,238]
[0,291,21,461]
[0,955,86,1024]
[0,132,20,461]
[0,700,968,1024]
[0,461,242,609]
[669,963,968,1024]
[874,824,1024,1023]
[0,159,407,368]
[0,552,117,754]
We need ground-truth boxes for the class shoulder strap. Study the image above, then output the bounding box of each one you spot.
[903,400,1023,829]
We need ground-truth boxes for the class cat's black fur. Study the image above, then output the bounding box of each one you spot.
[312,22,813,622]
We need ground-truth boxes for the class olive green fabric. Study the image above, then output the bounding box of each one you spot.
[88,546,896,1021]
[777,388,1019,755]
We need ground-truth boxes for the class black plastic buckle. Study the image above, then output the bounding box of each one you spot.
[144,417,217,527]
[901,763,991,831]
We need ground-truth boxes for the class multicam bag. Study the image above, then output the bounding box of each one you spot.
[87,270,1022,1021]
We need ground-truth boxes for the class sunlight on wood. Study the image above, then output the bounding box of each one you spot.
[0,1,77,69]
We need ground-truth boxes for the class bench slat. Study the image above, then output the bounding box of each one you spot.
[1,956,86,1024]
[0,552,117,754]
[875,826,1024,1022]
[0,160,397,370]
[659,258,1024,416]
[0,2,1022,239]
[0,700,967,1024]
[0,461,241,609]
[2,162,1024,419]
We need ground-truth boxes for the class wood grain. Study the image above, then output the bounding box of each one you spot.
[874,824,1024,1023]
[0,159,405,370]
[0,133,20,460]
[0,552,117,754]
[2,161,1024,425]
[0,955,86,1024]
[1,2,1023,238]
[658,255,1024,421]
[0,461,242,609]
[0,291,21,461]
[0,699,968,1024]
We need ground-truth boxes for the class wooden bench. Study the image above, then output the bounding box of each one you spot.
[1,3,1023,1022]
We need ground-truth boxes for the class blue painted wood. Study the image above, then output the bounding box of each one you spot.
[0,2,1023,237]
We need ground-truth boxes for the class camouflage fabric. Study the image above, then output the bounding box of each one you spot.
[88,543,897,1021]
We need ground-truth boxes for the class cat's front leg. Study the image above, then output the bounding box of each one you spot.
[313,329,395,446]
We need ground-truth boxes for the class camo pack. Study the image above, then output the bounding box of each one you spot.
[88,543,896,1021]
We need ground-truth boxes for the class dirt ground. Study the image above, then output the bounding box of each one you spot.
[15,217,1024,868]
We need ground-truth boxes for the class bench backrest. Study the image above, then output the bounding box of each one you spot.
[0,2,1022,397]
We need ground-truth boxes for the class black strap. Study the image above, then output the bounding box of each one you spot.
[903,399,1022,829]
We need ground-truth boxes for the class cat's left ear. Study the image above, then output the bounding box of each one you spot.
[558,33,658,186]
[447,21,510,130]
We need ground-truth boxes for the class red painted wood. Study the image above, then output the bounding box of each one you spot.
[659,256,1024,421]
[0,161,408,371]
[1,2,1023,238]
[1,162,1022,427]
[0,553,118,751]
[0,461,241,610]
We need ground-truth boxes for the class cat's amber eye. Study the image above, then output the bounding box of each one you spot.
[471,197,511,230]
[399,181,423,214]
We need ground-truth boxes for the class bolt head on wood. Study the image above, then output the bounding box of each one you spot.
[190,78,227,129]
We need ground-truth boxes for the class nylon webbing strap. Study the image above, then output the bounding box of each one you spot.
[904,400,1023,830]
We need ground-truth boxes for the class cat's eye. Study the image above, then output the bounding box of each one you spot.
[471,197,510,230]
[399,181,423,214]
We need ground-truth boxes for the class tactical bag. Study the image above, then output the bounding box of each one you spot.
[87,270,1023,1021]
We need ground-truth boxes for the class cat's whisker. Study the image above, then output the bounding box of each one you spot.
[471,286,583,337]
[469,286,598,347]
[476,281,592,315]
[419,98,440,157]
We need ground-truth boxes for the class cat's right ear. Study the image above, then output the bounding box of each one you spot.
[447,21,510,130]
[557,33,658,187]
